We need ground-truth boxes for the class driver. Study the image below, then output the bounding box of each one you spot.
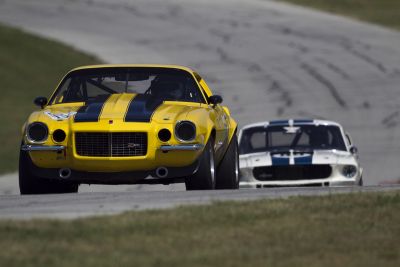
[310,127,330,149]
[149,75,184,100]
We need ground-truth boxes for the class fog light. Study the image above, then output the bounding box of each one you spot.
[53,129,66,143]
[158,129,171,142]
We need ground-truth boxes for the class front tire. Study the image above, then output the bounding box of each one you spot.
[19,142,79,195]
[185,136,215,190]
[215,134,239,189]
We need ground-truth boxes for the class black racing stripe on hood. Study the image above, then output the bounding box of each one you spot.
[74,94,111,123]
[124,94,164,123]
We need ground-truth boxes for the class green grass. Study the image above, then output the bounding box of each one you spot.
[0,191,400,267]
[273,0,400,30]
[0,24,101,175]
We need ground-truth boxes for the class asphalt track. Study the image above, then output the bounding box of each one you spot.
[1,0,400,219]
[1,185,400,220]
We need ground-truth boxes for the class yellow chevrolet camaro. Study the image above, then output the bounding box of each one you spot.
[19,64,239,194]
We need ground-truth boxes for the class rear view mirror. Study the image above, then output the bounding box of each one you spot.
[115,74,150,81]
[350,146,358,154]
[208,95,223,108]
[34,97,48,109]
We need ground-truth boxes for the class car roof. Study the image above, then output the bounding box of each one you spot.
[69,64,196,74]
[240,119,342,130]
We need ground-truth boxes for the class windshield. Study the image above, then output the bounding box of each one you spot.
[239,124,347,154]
[49,67,207,105]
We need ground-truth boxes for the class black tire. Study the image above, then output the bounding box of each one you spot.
[215,134,239,189]
[19,142,79,195]
[185,136,216,190]
[358,176,363,186]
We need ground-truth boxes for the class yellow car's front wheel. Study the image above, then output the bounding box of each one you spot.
[184,136,215,190]
[19,141,79,195]
[216,134,239,189]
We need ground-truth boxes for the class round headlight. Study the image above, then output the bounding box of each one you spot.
[175,120,196,142]
[158,129,171,142]
[53,129,66,143]
[341,165,357,178]
[26,122,49,143]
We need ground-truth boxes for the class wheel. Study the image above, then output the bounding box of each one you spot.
[358,176,363,186]
[19,142,79,195]
[215,134,239,189]
[185,136,215,190]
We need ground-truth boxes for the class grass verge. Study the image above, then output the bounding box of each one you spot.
[1,191,400,267]
[272,0,400,31]
[0,23,101,175]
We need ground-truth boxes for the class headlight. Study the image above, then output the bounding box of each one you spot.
[175,120,196,142]
[26,122,49,143]
[341,165,357,178]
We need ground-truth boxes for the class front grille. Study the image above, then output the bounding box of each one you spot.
[253,165,332,181]
[75,132,147,157]
[75,132,109,157]
[111,132,147,157]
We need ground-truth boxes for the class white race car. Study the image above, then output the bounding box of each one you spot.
[239,120,362,188]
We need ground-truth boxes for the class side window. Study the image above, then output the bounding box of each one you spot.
[186,79,206,103]
[54,78,71,104]
[197,83,208,104]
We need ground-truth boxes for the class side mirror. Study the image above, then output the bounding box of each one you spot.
[34,97,48,109]
[350,146,358,154]
[208,95,223,108]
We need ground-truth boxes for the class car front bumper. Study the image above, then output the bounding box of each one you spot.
[26,150,203,184]
[239,165,360,188]
[239,178,357,188]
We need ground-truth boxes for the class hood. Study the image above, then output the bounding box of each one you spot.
[151,102,198,124]
[239,150,346,168]
[38,94,201,125]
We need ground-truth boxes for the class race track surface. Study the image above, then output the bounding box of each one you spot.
[0,0,400,219]
[1,185,400,220]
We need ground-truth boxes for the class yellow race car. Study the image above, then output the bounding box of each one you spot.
[20,64,238,194]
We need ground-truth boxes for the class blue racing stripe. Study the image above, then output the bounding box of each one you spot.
[293,120,314,124]
[271,156,290,165]
[294,155,313,165]
[269,120,289,125]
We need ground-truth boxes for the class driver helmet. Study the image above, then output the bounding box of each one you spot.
[150,75,184,99]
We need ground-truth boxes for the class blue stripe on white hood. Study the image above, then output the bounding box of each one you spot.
[293,154,313,165]
[240,150,340,168]
[271,156,290,165]
[271,152,313,166]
